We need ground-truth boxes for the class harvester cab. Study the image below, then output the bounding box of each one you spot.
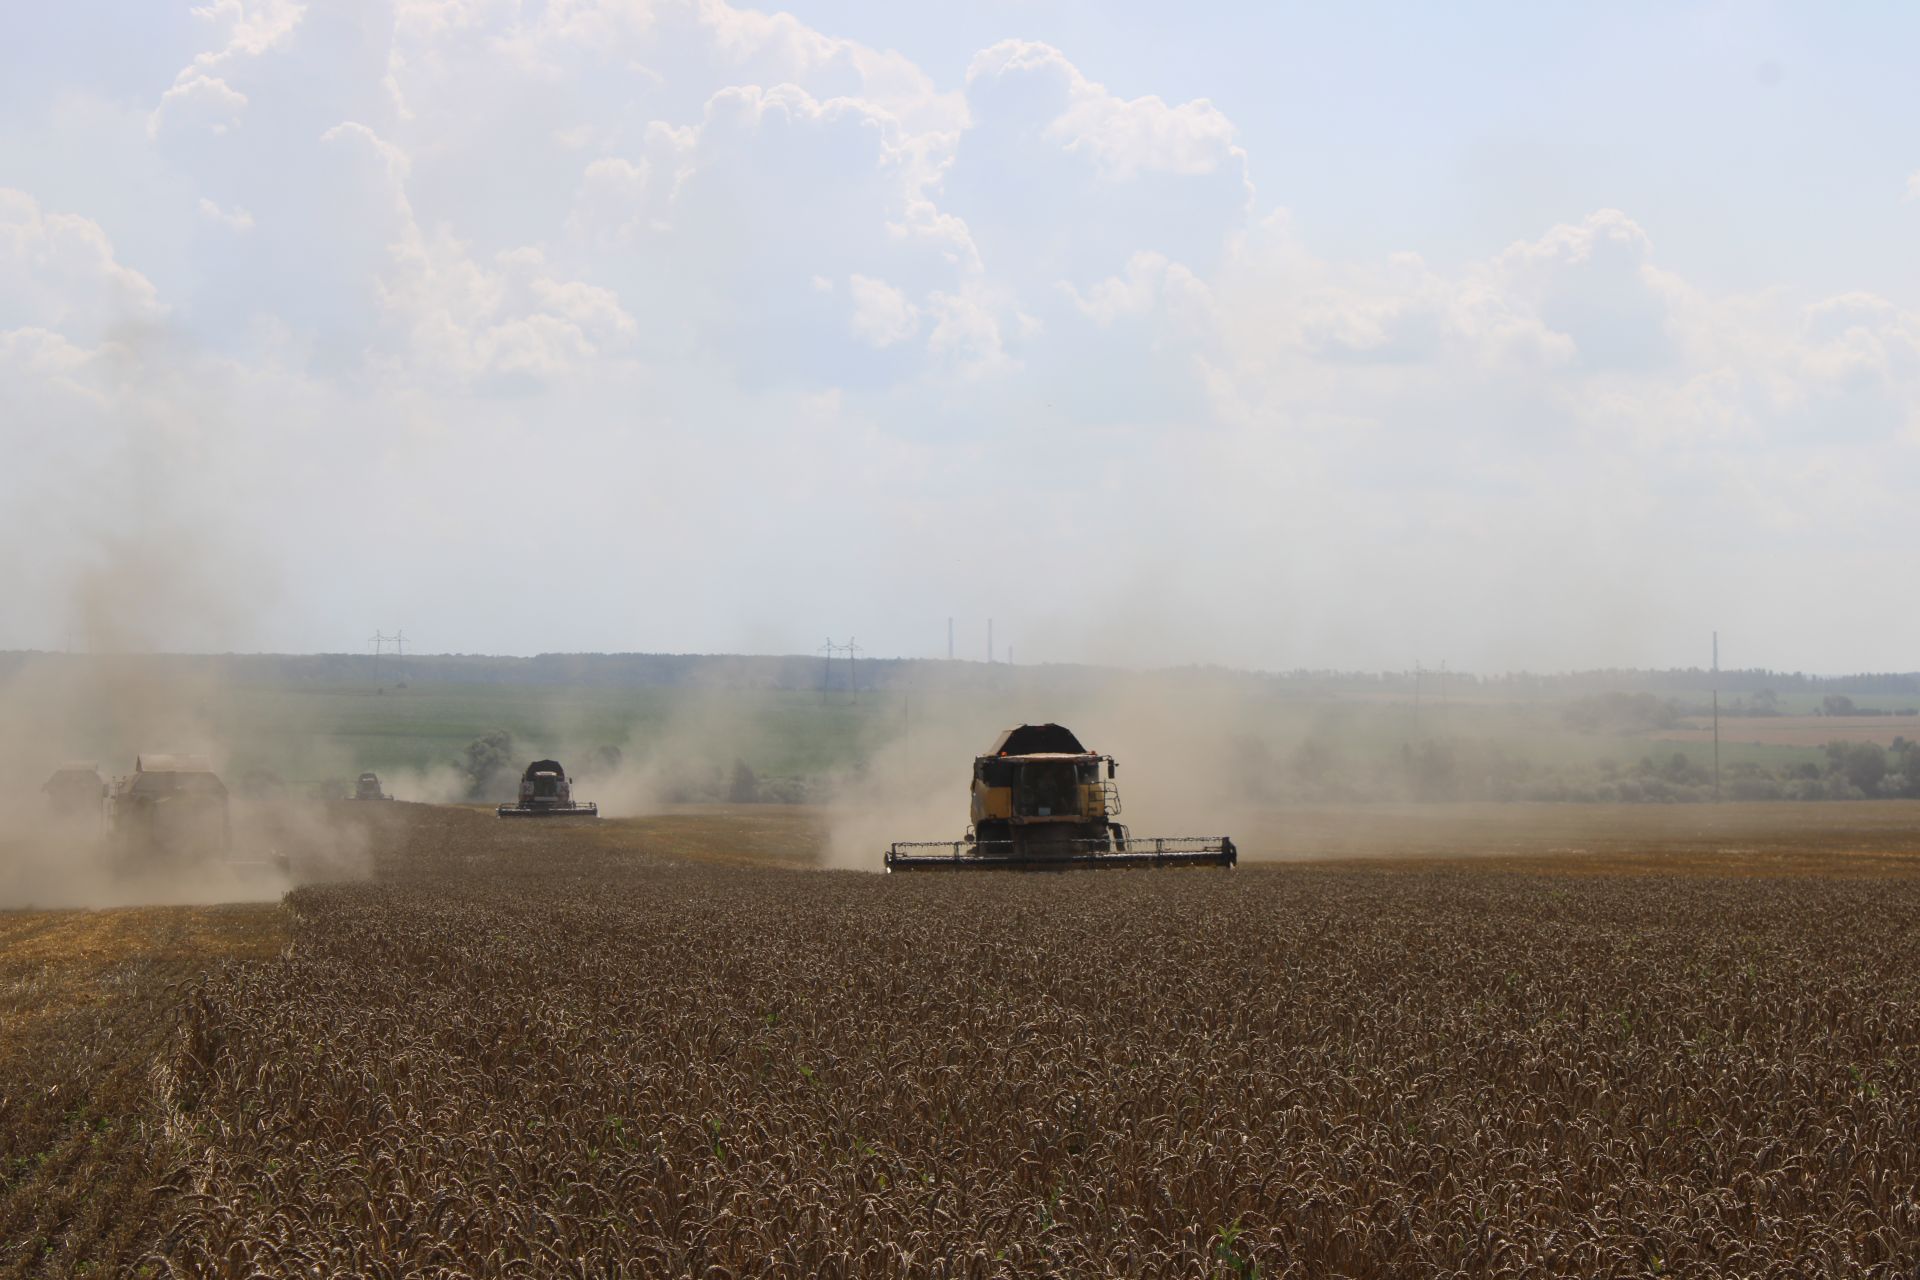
[497,759,598,819]
[886,723,1237,871]
[353,771,392,801]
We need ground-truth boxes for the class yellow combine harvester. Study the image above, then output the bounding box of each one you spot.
[886,723,1236,872]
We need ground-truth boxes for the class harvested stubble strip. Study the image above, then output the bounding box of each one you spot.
[0,904,283,1279]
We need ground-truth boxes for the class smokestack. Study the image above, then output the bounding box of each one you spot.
[988,618,994,664]
[947,617,953,661]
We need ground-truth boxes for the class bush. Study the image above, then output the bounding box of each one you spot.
[459,730,516,800]
[1727,777,1784,801]
[756,776,812,805]
[1825,741,1887,795]
[727,759,759,804]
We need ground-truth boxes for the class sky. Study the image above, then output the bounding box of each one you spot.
[1,1,1916,673]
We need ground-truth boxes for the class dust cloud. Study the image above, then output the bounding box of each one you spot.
[822,698,997,872]
[811,664,1600,870]
[490,680,811,819]
[816,670,1275,871]
[376,762,474,807]
[0,537,376,909]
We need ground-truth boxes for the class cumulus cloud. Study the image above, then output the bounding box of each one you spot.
[847,275,919,347]
[0,190,167,341]
[191,0,309,62]
[697,0,962,133]
[1492,209,1680,371]
[924,286,1018,375]
[1069,252,1213,330]
[944,40,1249,297]
[2,5,1917,670]
[150,71,250,137]
[371,226,640,385]
[197,197,255,231]
[147,0,307,136]
[967,41,1243,182]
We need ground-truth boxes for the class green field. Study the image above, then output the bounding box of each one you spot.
[209,684,893,782]
[11,659,1900,806]
[194,680,1853,803]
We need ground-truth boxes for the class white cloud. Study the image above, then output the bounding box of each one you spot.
[376,232,639,383]
[967,41,1242,182]
[189,0,309,63]
[0,189,166,341]
[1070,251,1212,330]
[696,0,963,133]
[945,41,1249,293]
[320,120,412,198]
[847,274,919,347]
[197,197,255,231]
[0,327,105,411]
[5,4,1919,667]
[1800,292,1914,380]
[148,0,307,136]
[925,286,1016,375]
[149,71,250,137]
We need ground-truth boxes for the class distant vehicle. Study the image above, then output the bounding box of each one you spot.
[353,771,392,801]
[109,754,287,873]
[886,723,1236,871]
[109,755,232,862]
[42,762,106,824]
[497,759,598,819]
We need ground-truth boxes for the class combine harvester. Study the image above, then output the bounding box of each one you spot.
[352,771,392,801]
[109,754,287,875]
[886,723,1236,872]
[497,759,598,819]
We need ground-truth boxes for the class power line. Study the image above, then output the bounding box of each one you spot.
[819,637,860,692]
[368,630,407,687]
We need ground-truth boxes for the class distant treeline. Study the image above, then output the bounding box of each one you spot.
[1257,734,1920,806]
[4,650,1919,697]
